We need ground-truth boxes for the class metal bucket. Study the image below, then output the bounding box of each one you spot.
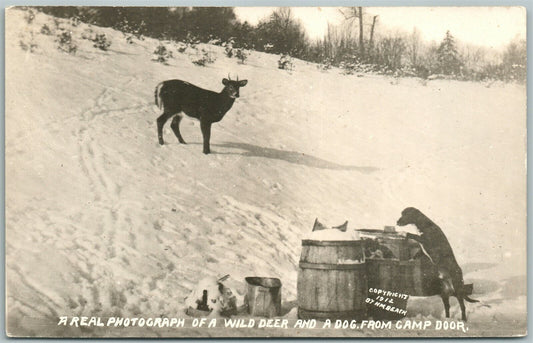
[244,277,282,317]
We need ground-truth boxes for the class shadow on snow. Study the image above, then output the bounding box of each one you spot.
[211,141,380,173]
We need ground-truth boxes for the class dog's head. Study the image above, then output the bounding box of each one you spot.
[397,207,437,234]
[396,207,424,227]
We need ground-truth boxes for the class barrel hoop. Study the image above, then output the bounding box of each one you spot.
[299,262,366,270]
[366,259,419,266]
[399,260,418,266]
[301,240,364,247]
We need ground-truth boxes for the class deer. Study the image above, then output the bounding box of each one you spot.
[154,75,248,154]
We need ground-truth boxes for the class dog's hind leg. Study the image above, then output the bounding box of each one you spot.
[441,295,450,318]
[457,296,467,321]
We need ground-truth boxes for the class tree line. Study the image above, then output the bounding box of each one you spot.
[37,6,526,83]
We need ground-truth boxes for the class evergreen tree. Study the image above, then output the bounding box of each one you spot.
[436,30,463,75]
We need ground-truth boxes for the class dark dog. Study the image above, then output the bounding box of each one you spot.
[397,207,478,321]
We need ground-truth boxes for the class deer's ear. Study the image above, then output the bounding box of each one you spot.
[222,78,229,85]
[238,80,248,87]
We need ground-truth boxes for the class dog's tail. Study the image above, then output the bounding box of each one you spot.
[464,295,479,303]
[461,283,479,303]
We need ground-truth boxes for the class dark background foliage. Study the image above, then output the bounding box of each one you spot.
[37,6,526,83]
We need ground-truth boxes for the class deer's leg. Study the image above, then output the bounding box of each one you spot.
[200,119,212,154]
[157,111,174,145]
[170,114,186,144]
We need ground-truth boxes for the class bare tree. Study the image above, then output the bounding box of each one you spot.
[369,15,378,50]
[256,7,308,56]
[407,27,421,67]
[459,43,487,72]
[358,7,364,56]
[339,7,365,57]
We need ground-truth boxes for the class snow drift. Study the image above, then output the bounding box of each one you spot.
[5,9,527,337]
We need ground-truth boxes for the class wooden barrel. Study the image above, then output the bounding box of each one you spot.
[366,258,408,320]
[409,256,440,296]
[366,256,440,294]
[358,229,416,260]
[297,240,367,321]
[244,277,282,317]
[366,258,400,290]
[359,228,441,297]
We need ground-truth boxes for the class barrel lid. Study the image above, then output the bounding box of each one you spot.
[357,229,404,240]
[301,239,363,246]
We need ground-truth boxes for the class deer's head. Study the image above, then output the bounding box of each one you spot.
[222,75,247,99]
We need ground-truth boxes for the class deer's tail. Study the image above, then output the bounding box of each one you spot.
[154,82,164,110]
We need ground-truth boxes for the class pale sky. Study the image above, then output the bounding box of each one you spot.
[234,7,526,48]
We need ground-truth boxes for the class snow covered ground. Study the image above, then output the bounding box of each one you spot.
[5,9,527,337]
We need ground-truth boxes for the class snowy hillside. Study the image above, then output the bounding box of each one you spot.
[5,9,527,337]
